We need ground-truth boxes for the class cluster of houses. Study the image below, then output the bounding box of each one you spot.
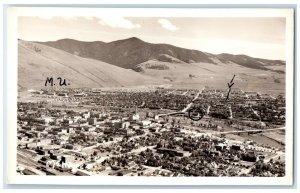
[17,87,285,177]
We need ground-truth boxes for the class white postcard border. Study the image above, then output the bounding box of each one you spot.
[5,7,295,185]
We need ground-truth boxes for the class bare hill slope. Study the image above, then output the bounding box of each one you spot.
[18,40,159,90]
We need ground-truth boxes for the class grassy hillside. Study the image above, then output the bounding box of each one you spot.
[137,59,285,94]
[18,40,159,90]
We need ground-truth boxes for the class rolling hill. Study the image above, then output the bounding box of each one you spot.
[18,40,160,90]
[216,53,285,72]
[135,59,285,93]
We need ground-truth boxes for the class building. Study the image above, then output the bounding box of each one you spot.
[141,120,151,126]
[242,151,257,162]
[74,93,87,97]
[122,121,130,129]
[82,112,90,119]
[37,138,52,146]
[88,118,97,125]
[57,93,68,97]
[131,114,140,121]
[157,148,184,157]
[215,143,227,151]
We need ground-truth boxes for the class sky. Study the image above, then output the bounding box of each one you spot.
[18,16,286,60]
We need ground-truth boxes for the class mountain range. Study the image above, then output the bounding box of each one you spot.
[18,37,286,93]
[36,37,285,72]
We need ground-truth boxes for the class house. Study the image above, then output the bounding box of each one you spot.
[141,120,151,126]
[37,138,52,146]
[215,143,227,151]
[122,121,130,129]
[131,114,140,121]
[82,112,90,119]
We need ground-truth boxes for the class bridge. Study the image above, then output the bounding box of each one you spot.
[156,111,186,119]
[214,127,285,135]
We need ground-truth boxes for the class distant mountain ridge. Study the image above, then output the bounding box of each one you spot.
[36,37,285,72]
[216,53,285,72]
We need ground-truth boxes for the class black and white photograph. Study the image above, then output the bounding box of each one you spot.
[5,7,294,185]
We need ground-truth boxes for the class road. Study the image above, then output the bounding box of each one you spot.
[181,91,189,96]
[157,89,202,118]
